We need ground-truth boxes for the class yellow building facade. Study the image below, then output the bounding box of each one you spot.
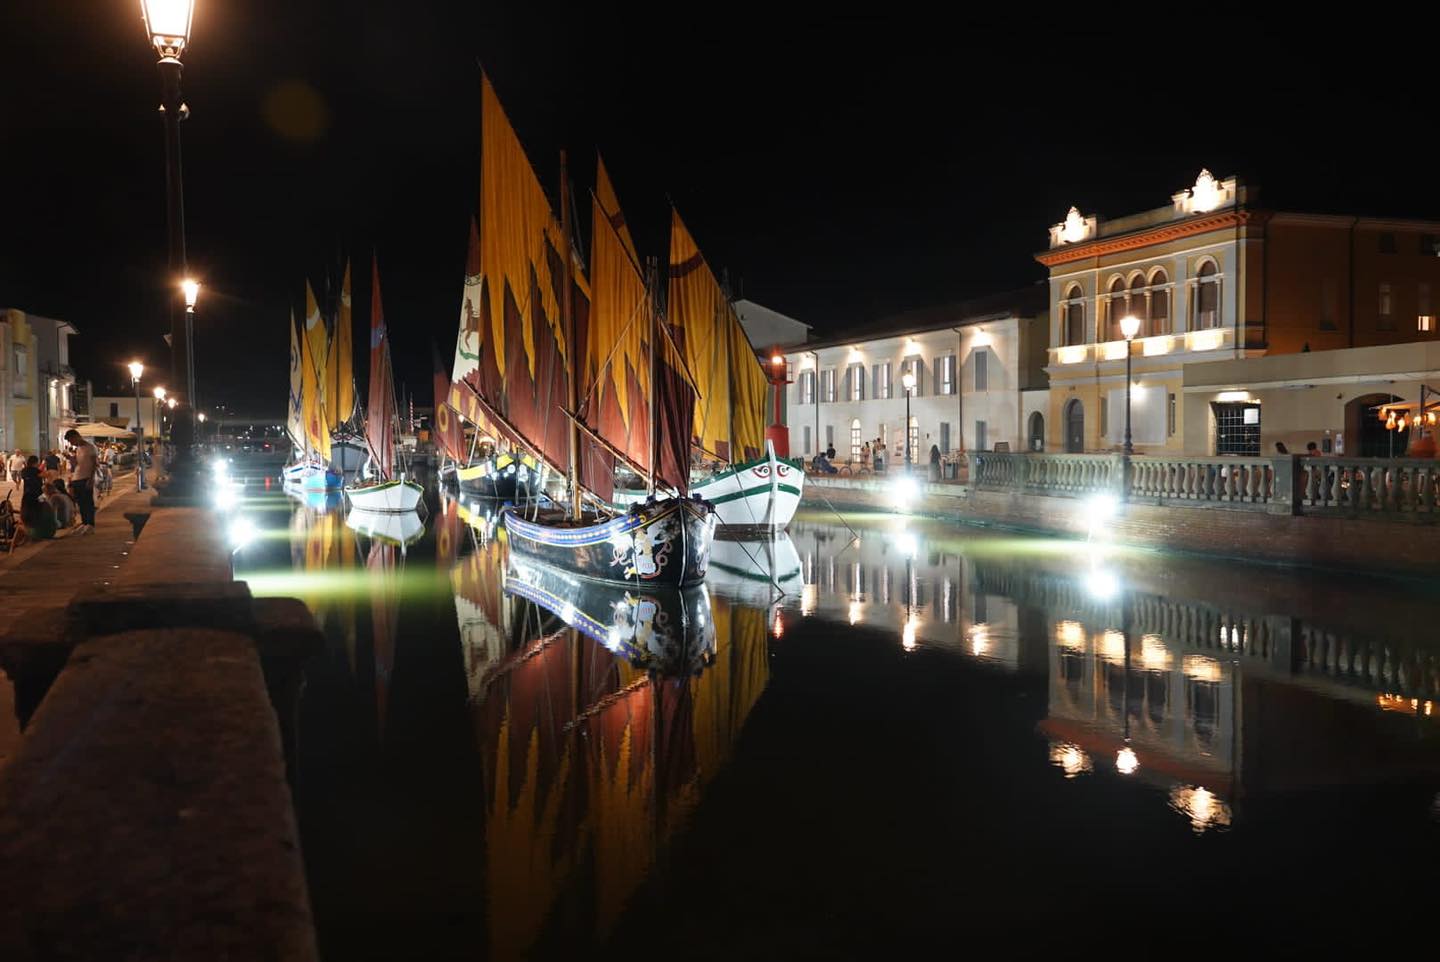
[1,309,41,453]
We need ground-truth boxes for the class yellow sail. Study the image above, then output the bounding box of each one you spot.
[727,315,769,462]
[302,281,331,460]
[595,154,638,265]
[286,310,304,452]
[588,187,649,449]
[331,260,355,430]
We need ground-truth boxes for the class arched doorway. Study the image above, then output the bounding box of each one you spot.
[1346,392,1406,457]
[1064,399,1084,453]
[1028,411,1046,452]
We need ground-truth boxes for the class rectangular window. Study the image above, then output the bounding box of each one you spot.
[803,425,812,454]
[973,348,988,391]
[940,421,951,454]
[1167,393,1177,437]
[1213,402,1261,456]
[847,362,866,401]
[821,369,836,403]
[902,355,925,397]
[799,370,815,405]
[1421,316,1435,333]
[938,355,956,396]
[825,424,834,449]
[1379,283,1395,331]
[850,422,862,462]
[907,418,919,464]
[974,420,987,452]
[109,402,120,418]
[1379,232,1397,254]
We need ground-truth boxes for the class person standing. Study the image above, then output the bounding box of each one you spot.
[64,429,98,534]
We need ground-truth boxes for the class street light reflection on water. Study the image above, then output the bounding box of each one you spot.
[225,479,1440,957]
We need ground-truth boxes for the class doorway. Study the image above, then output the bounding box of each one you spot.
[1028,411,1045,452]
[1346,392,1405,457]
[1064,399,1084,453]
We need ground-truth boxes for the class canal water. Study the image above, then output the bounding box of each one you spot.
[231,475,1440,959]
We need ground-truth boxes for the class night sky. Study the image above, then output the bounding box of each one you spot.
[3,5,1437,412]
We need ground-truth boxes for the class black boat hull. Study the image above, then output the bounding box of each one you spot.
[502,496,715,588]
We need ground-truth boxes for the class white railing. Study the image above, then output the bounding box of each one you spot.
[972,451,1440,518]
[1300,457,1440,515]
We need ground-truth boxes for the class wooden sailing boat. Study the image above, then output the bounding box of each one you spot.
[283,284,344,490]
[606,201,805,532]
[327,260,368,475]
[450,77,715,587]
[344,258,424,514]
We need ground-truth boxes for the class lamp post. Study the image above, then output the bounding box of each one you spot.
[1120,315,1141,456]
[140,0,197,453]
[183,278,200,416]
[153,386,167,445]
[197,411,207,445]
[129,361,146,490]
[902,369,916,471]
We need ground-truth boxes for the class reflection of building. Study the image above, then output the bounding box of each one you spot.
[1039,170,1440,455]
[780,288,1048,461]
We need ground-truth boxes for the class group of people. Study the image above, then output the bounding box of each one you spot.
[812,437,909,474]
[5,430,100,543]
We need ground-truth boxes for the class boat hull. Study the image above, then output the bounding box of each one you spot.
[505,557,716,675]
[448,452,543,501]
[329,437,369,475]
[343,478,425,513]
[284,461,344,490]
[612,442,802,534]
[503,497,715,588]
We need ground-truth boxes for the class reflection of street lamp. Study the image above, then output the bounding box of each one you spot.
[140,0,198,449]
[1120,314,1141,456]
[902,369,916,469]
[128,361,146,490]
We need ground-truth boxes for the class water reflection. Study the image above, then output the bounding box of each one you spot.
[229,482,1440,956]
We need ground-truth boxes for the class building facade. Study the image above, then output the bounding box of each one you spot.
[90,395,165,439]
[27,314,78,452]
[780,289,1047,464]
[1038,170,1440,455]
[0,309,41,454]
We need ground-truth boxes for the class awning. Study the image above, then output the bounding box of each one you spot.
[73,422,136,439]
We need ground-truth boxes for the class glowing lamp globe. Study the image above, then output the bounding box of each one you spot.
[128,361,144,381]
[182,278,200,309]
[141,0,195,57]
[1120,314,1142,340]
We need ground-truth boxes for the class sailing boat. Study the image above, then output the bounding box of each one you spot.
[450,76,714,587]
[440,219,546,503]
[605,202,805,533]
[344,258,424,514]
[328,260,368,475]
[283,285,343,490]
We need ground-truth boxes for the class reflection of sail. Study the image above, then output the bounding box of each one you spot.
[473,568,770,956]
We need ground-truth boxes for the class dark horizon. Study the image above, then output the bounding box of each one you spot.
[3,5,1437,410]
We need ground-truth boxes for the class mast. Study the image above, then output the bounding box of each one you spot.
[560,149,581,518]
[647,258,659,494]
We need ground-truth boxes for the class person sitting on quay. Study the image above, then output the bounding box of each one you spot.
[812,451,838,474]
[19,457,56,540]
[47,478,77,530]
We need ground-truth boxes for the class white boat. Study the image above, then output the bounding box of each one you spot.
[342,258,425,518]
[345,506,426,547]
[344,476,425,513]
[612,440,803,533]
[283,459,343,490]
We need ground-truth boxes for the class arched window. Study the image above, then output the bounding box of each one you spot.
[850,419,862,463]
[1195,260,1220,330]
[1149,269,1170,334]
[1063,285,1086,346]
[907,416,920,465]
[1107,278,1127,341]
[1129,274,1148,337]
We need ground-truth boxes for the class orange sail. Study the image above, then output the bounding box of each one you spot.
[330,260,355,430]
[301,281,331,461]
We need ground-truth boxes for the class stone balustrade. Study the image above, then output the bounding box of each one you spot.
[1299,456,1440,516]
[970,451,1440,519]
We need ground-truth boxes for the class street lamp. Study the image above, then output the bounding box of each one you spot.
[182,278,199,415]
[140,0,197,453]
[128,361,146,490]
[1120,314,1142,456]
[902,369,917,470]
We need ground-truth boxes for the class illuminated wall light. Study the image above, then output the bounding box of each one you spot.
[1102,341,1128,361]
[1059,206,1088,244]
[1190,329,1225,351]
[1057,345,1088,365]
[971,328,993,348]
[1142,336,1172,356]
[1215,390,1251,403]
[847,346,862,364]
[1189,169,1222,213]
